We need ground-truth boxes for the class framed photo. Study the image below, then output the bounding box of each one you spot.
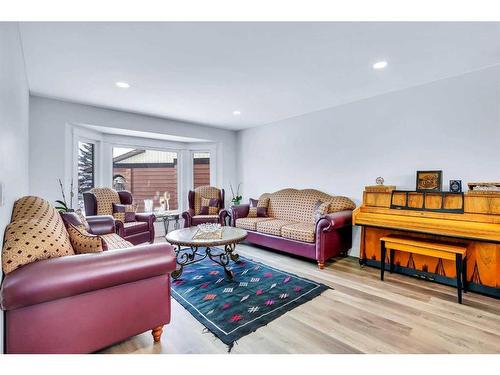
[449,180,462,193]
[416,170,442,192]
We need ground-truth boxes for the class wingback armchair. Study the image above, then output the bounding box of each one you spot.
[182,186,228,227]
[84,188,155,245]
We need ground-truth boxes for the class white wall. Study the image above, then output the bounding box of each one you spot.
[0,23,30,354]
[29,96,238,208]
[237,66,500,257]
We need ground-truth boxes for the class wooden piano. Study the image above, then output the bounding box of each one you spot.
[353,188,500,298]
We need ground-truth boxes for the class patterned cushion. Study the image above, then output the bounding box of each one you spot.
[263,189,355,224]
[248,198,270,218]
[67,224,103,254]
[91,187,121,215]
[281,223,316,243]
[247,207,257,218]
[235,217,274,231]
[200,197,220,215]
[112,203,137,222]
[194,186,221,215]
[2,196,75,274]
[101,233,133,250]
[255,219,297,236]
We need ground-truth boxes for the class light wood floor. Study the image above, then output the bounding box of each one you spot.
[101,241,500,354]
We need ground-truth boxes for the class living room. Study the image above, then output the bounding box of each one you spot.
[1,0,499,372]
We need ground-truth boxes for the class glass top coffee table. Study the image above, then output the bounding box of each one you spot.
[166,226,247,280]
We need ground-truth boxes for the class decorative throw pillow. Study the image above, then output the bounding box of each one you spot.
[313,200,330,222]
[112,203,137,222]
[2,196,75,274]
[200,197,220,215]
[67,224,103,254]
[60,211,88,233]
[248,197,270,218]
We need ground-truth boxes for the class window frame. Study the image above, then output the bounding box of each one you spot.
[110,143,183,212]
[191,150,213,189]
[72,127,101,211]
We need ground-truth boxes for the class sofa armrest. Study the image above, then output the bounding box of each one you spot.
[115,219,125,237]
[218,208,229,225]
[0,243,176,311]
[86,215,116,235]
[230,204,250,226]
[135,212,156,223]
[181,209,195,227]
[316,210,353,233]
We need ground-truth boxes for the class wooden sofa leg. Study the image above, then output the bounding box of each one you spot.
[317,261,325,270]
[152,326,164,343]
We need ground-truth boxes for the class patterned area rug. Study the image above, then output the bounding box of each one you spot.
[171,251,329,349]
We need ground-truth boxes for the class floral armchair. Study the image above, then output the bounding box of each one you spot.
[181,186,228,227]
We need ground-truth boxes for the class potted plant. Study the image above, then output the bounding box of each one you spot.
[230,183,242,206]
[55,178,75,212]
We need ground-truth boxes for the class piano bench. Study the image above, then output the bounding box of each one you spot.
[380,235,467,304]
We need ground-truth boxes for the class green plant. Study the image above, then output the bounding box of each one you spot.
[230,183,242,205]
[55,178,74,212]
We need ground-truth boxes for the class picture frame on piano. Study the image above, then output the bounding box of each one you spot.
[416,170,442,192]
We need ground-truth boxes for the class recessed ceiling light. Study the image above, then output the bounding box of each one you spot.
[373,61,388,70]
[115,81,130,88]
[232,110,241,116]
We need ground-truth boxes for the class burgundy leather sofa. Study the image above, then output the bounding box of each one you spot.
[182,186,229,227]
[84,190,155,245]
[1,214,176,354]
[231,189,355,269]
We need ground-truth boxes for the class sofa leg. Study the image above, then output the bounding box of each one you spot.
[152,326,164,343]
[317,261,325,270]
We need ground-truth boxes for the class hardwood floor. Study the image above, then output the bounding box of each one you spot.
[100,241,500,354]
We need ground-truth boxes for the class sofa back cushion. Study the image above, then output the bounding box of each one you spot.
[193,186,221,215]
[90,187,121,216]
[2,196,75,274]
[260,188,355,224]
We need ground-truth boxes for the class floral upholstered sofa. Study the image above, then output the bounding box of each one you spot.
[231,188,356,269]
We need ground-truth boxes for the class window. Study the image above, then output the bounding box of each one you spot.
[112,147,179,212]
[77,141,95,208]
[193,152,211,189]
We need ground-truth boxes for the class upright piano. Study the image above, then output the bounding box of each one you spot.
[353,188,500,298]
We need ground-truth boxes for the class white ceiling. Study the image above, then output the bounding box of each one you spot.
[19,22,500,130]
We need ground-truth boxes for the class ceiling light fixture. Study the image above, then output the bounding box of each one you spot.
[373,61,388,70]
[232,110,241,116]
[115,81,130,88]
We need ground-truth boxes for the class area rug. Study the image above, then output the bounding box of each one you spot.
[171,251,329,349]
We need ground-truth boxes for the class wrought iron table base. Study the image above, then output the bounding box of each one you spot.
[157,215,180,239]
[171,243,240,280]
